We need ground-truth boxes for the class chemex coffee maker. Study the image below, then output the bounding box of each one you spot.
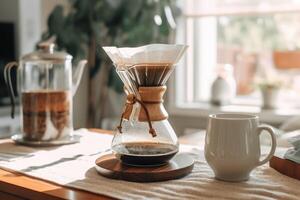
[95,44,194,182]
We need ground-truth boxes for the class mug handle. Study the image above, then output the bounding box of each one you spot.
[256,125,277,166]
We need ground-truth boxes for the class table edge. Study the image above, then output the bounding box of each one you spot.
[0,129,114,200]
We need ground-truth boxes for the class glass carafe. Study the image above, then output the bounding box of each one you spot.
[4,43,86,141]
[103,44,187,166]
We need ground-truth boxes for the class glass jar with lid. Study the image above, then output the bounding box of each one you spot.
[4,42,86,142]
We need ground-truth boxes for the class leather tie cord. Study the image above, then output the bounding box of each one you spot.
[117,94,157,137]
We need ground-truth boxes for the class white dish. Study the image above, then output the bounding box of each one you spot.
[11,134,81,147]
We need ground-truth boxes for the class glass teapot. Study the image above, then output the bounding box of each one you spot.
[103,44,187,166]
[4,42,87,141]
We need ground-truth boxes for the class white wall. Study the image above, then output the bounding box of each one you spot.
[18,0,42,56]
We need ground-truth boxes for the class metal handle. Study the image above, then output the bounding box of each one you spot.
[4,62,18,118]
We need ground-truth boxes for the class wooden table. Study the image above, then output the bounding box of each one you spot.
[0,129,114,200]
[0,129,205,200]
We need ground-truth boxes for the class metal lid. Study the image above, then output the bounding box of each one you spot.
[22,42,72,62]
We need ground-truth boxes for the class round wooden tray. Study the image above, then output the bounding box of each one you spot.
[95,153,194,182]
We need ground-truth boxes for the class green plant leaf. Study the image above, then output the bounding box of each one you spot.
[48,5,64,35]
[107,67,123,93]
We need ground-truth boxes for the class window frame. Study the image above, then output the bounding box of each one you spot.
[168,0,300,124]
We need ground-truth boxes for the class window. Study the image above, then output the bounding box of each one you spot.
[171,0,300,122]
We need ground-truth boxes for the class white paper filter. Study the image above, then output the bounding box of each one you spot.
[103,44,188,69]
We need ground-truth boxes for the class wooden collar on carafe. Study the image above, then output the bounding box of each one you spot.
[124,86,168,121]
[117,86,168,137]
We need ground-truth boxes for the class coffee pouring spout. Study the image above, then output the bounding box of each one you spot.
[72,59,87,95]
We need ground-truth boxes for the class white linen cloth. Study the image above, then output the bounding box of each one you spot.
[0,129,299,200]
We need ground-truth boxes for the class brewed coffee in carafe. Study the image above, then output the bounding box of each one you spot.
[22,90,71,141]
[103,44,187,166]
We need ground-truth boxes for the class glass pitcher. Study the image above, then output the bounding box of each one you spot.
[4,43,87,141]
[103,44,187,166]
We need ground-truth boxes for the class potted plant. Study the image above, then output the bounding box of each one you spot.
[256,80,282,109]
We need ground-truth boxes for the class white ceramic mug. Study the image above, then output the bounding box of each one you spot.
[205,113,276,182]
